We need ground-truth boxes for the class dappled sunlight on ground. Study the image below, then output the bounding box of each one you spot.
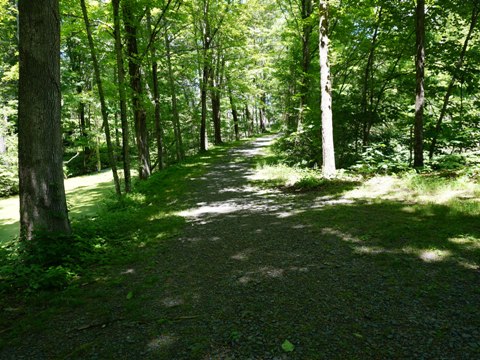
[2,135,480,359]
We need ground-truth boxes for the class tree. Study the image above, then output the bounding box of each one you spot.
[80,0,122,195]
[319,0,335,177]
[414,0,425,167]
[112,0,132,192]
[17,0,71,239]
[123,0,152,179]
[429,0,479,160]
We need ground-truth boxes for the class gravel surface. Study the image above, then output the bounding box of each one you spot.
[1,135,479,359]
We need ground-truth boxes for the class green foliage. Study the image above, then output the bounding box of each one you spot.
[0,162,18,197]
[273,131,320,168]
[350,142,410,175]
[281,339,295,352]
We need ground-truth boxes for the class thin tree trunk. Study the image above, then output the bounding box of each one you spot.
[228,84,239,141]
[429,2,479,159]
[361,6,383,147]
[80,0,122,195]
[259,92,267,132]
[210,52,224,145]
[146,9,165,170]
[200,61,209,151]
[414,0,425,167]
[18,0,72,239]
[165,29,184,161]
[319,0,336,178]
[112,0,132,192]
[298,0,313,132]
[123,0,151,179]
[245,104,253,136]
[199,0,211,152]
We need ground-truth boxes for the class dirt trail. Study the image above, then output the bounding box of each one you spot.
[1,135,479,359]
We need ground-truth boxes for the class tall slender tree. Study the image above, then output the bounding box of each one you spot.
[123,0,152,179]
[414,0,425,167]
[18,0,71,239]
[319,0,335,177]
[429,1,479,159]
[112,0,132,192]
[80,0,122,196]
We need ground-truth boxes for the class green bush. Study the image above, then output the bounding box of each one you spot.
[0,163,18,197]
[350,142,410,175]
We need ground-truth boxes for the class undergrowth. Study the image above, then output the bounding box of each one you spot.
[0,142,240,293]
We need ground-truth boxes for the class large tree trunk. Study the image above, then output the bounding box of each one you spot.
[112,0,132,192]
[319,0,336,178]
[123,0,151,179]
[18,0,71,240]
[165,29,184,161]
[429,2,479,160]
[80,0,122,196]
[414,0,425,168]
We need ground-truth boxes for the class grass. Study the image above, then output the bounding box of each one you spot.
[0,170,117,245]
[1,135,479,359]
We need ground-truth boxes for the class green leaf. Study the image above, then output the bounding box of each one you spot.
[281,339,295,352]
[126,291,133,300]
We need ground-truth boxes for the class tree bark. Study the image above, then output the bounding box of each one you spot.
[259,92,267,132]
[228,84,240,141]
[146,9,165,170]
[165,29,184,161]
[361,6,383,147]
[123,0,151,179]
[80,0,122,196]
[210,52,224,145]
[297,0,313,132]
[414,0,425,167]
[18,0,71,239]
[112,0,132,192]
[429,2,479,159]
[319,0,336,178]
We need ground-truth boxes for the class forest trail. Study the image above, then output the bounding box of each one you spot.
[1,135,479,359]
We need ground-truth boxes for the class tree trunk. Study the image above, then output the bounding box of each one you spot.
[361,6,383,147]
[200,61,209,152]
[228,86,240,141]
[319,0,336,178]
[123,0,151,179]
[199,0,211,152]
[259,92,267,132]
[112,0,132,192]
[165,30,184,161]
[297,0,313,132]
[245,104,253,136]
[211,90,222,145]
[147,8,165,170]
[18,0,71,239]
[429,2,479,159]
[414,0,425,168]
[80,0,122,196]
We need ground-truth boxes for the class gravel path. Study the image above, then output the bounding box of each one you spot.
[2,135,479,359]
